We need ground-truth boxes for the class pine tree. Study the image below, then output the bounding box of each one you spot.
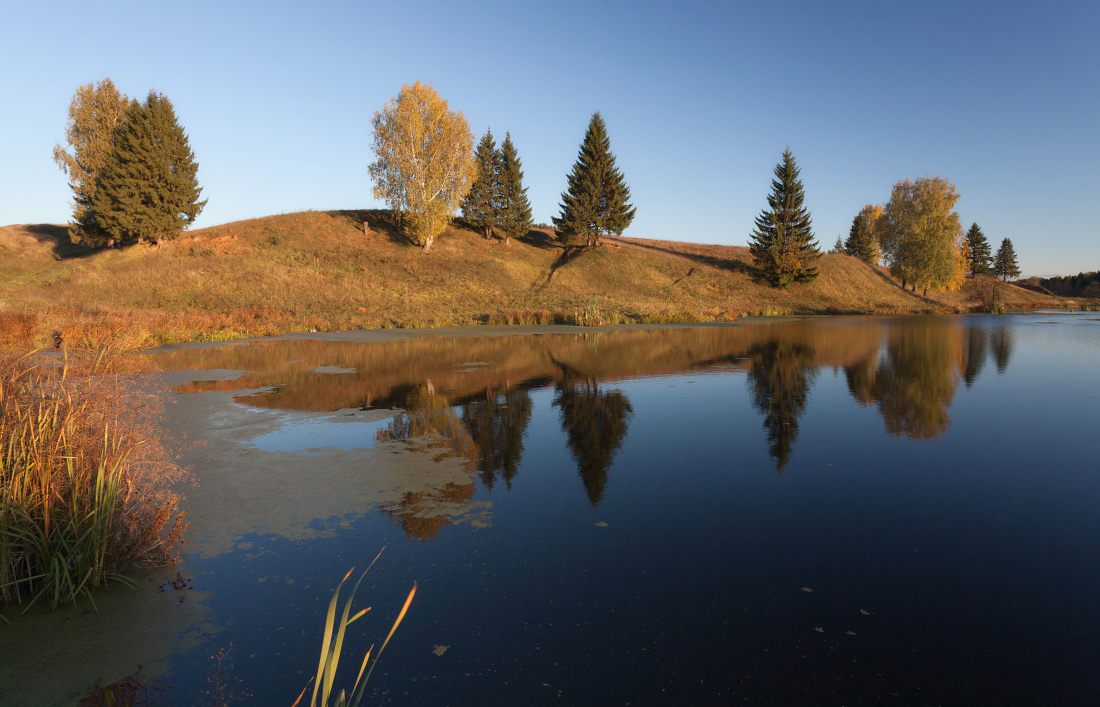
[843,204,882,265]
[553,112,635,247]
[496,133,532,244]
[91,91,205,245]
[993,238,1021,282]
[966,222,993,276]
[749,148,820,287]
[461,129,501,239]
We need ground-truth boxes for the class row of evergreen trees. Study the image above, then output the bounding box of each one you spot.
[54,79,205,246]
[461,130,532,244]
[965,224,1020,282]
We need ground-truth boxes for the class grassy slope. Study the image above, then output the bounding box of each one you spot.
[0,210,1064,349]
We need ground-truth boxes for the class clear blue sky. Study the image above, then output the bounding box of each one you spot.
[2,0,1096,277]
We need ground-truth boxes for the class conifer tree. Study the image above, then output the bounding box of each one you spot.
[462,128,501,239]
[993,238,1021,282]
[749,148,820,287]
[497,133,533,244]
[966,223,993,276]
[52,78,130,245]
[844,204,882,265]
[553,112,635,247]
[91,91,205,245]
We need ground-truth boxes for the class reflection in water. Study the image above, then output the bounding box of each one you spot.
[846,319,964,439]
[553,381,634,505]
[963,326,988,388]
[461,388,533,491]
[991,325,1014,374]
[375,384,478,541]
[747,341,817,472]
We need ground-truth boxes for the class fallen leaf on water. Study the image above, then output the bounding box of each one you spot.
[595,521,608,527]
[801,587,813,593]
[860,609,870,616]
[814,627,824,633]
[433,645,450,656]
[846,631,856,636]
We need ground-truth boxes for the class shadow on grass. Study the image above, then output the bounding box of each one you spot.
[20,224,102,260]
[541,246,588,287]
[517,228,560,250]
[328,209,409,246]
[614,237,764,280]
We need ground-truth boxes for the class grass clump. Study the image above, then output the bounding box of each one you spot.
[294,551,416,707]
[0,350,187,610]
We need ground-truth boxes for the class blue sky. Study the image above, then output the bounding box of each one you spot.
[2,0,1096,277]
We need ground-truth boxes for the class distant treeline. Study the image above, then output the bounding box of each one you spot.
[1027,272,1100,298]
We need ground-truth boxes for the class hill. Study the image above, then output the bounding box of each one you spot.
[0,210,1065,349]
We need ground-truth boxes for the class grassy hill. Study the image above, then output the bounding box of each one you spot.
[0,209,1065,349]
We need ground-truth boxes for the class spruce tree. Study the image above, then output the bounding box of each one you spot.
[92,91,205,245]
[496,133,532,244]
[461,129,501,239]
[993,238,1021,282]
[749,148,820,287]
[553,112,635,247]
[967,223,993,276]
[844,205,881,265]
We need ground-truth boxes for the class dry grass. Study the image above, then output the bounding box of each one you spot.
[0,212,1066,348]
[0,349,187,609]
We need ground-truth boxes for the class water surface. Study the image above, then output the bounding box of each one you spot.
[3,315,1098,705]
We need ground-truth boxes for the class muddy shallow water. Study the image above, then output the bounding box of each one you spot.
[3,316,1099,705]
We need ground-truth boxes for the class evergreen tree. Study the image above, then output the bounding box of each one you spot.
[496,133,533,244]
[966,222,993,275]
[461,128,501,239]
[749,148,820,287]
[830,236,844,254]
[91,91,205,245]
[53,78,130,246]
[553,112,635,247]
[844,204,882,265]
[993,237,1020,282]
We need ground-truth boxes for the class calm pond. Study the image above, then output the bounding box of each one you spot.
[3,314,1100,705]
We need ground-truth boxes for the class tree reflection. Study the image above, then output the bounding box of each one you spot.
[461,388,534,491]
[866,320,963,439]
[962,326,989,388]
[374,383,478,542]
[990,325,1014,374]
[553,381,633,506]
[747,340,817,473]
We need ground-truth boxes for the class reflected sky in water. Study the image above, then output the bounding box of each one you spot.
[16,314,1099,705]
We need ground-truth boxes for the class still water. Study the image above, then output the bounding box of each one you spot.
[6,315,1100,705]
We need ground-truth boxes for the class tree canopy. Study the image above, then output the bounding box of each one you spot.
[369,81,476,252]
[880,176,966,295]
[993,238,1021,282]
[553,112,635,247]
[748,148,820,287]
[52,78,130,245]
[90,90,205,245]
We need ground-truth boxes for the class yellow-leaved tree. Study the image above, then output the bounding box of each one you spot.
[369,81,476,252]
[881,176,966,295]
[52,78,130,244]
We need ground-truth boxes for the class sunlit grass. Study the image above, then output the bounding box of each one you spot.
[293,550,416,707]
[0,349,186,610]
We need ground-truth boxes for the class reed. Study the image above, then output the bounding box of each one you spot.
[293,550,417,707]
[0,349,187,610]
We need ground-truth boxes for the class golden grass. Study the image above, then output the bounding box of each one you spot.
[0,349,187,609]
[0,212,1066,348]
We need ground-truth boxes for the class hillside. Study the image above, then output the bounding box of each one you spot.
[0,210,1065,349]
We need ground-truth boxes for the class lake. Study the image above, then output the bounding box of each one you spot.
[2,314,1099,705]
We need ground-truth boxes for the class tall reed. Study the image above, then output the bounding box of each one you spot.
[0,349,187,610]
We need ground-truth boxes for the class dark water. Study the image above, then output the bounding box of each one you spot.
[18,315,1100,705]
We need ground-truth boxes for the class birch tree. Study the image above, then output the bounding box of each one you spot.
[369,81,476,251]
